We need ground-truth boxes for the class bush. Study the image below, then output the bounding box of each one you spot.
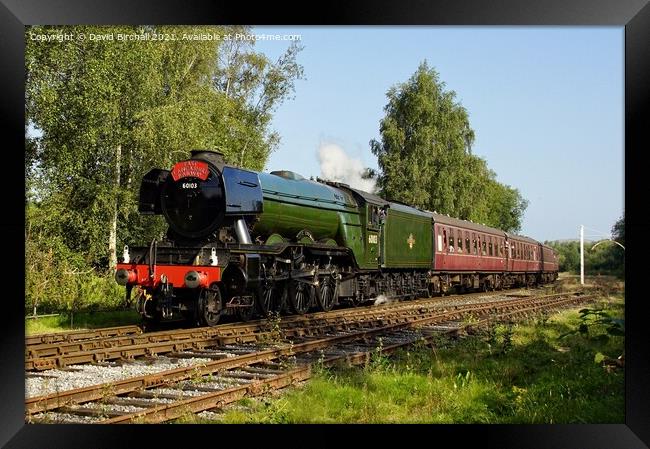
[26,231,124,315]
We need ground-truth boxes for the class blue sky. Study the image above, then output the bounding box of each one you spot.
[253,26,624,243]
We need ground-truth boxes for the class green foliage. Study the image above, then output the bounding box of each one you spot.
[559,308,625,343]
[370,61,527,232]
[546,240,581,273]
[545,214,625,277]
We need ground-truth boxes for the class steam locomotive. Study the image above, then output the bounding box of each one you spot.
[115,150,558,327]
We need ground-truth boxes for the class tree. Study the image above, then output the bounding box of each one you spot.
[610,213,625,276]
[212,25,305,170]
[26,25,304,273]
[612,213,624,247]
[370,62,527,233]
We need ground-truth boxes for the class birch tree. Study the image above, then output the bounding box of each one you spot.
[370,62,527,233]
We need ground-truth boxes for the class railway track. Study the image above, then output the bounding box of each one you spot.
[26,287,548,350]
[26,290,593,423]
[25,325,143,347]
[25,288,552,371]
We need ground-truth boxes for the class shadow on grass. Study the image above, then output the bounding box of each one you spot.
[25,309,141,335]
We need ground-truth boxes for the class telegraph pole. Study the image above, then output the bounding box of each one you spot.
[580,225,584,285]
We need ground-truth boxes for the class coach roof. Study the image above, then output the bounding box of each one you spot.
[431,212,506,236]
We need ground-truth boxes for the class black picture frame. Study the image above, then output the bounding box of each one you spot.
[3,0,648,447]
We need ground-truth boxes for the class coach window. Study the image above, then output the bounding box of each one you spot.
[482,236,487,256]
[449,229,455,252]
[465,232,470,253]
[473,234,477,255]
[443,229,447,251]
[457,235,463,253]
[488,237,493,256]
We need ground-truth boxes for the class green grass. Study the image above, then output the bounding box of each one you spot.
[25,310,141,335]
[204,294,624,424]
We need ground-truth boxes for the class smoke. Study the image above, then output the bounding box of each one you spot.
[318,143,376,193]
[373,294,396,306]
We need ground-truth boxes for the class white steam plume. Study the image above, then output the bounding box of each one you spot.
[373,294,394,306]
[318,143,376,193]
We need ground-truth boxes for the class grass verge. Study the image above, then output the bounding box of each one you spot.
[25,310,141,335]
[191,293,624,424]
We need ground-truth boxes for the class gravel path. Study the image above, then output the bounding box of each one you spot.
[26,356,213,398]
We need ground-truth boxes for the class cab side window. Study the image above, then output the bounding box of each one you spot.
[369,206,377,226]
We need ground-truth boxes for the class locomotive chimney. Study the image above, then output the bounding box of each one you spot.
[191,150,226,171]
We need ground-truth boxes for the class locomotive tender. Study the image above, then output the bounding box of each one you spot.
[115,150,558,327]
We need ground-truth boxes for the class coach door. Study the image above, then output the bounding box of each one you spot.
[505,236,512,271]
[367,204,382,267]
[436,224,448,269]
